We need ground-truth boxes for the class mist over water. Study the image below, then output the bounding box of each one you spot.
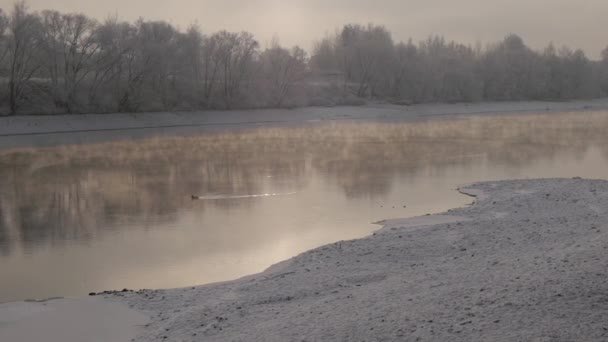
[2,110,608,301]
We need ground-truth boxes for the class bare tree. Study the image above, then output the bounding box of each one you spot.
[416,37,481,102]
[336,24,395,97]
[260,41,308,107]
[214,31,258,108]
[114,21,144,112]
[311,35,338,73]
[86,17,134,110]
[199,32,223,107]
[0,10,10,68]
[175,25,204,106]
[391,40,421,102]
[599,46,608,95]
[137,20,179,108]
[6,1,42,115]
[39,11,98,112]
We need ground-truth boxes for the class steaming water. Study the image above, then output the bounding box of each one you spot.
[2,110,608,302]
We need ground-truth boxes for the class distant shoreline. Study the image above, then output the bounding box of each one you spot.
[1,99,608,148]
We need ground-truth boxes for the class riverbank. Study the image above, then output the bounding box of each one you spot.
[101,178,607,341]
[2,178,608,341]
[2,99,608,147]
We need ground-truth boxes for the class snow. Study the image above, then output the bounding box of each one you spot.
[2,99,608,147]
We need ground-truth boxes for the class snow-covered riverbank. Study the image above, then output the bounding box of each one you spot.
[97,178,607,341]
[3,178,608,341]
[2,99,608,147]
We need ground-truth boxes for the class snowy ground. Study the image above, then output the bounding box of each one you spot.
[1,99,608,147]
[98,178,607,342]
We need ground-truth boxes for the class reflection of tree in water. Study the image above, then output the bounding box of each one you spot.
[2,110,608,253]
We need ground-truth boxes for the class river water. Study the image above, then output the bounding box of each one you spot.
[2,110,608,301]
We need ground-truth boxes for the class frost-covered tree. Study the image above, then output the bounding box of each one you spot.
[213,31,258,108]
[311,35,339,74]
[339,24,394,97]
[260,41,308,107]
[86,17,135,110]
[416,36,480,102]
[599,46,608,95]
[39,11,98,112]
[174,25,203,106]
[391,40,421,101]
[198,31,224,107]
[0,4,606,115]
[0,10,9,67]
[480,34,544,100]
[6,1,42,114]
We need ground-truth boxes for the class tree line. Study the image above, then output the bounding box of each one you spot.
[314,24,608,103]
[1,2,608,115]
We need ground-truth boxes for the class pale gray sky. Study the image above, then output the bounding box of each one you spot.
[3,0,607,58]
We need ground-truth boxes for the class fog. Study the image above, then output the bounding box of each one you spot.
[4,0,608,58]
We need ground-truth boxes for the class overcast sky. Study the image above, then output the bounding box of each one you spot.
[3,0,607,58]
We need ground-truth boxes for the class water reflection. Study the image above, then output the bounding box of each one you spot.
[2,111,608,301]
